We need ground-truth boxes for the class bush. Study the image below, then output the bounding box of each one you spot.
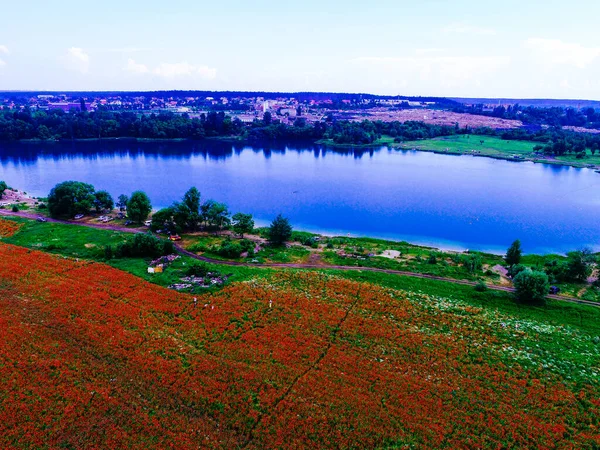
[427,253,438,264]
[11,205,18,213]
[216,239,243,258]
[104,245,114,260]
[513,269,549,305]
[116,233,173,258]
[186,263,211,277]
[508,264,527,278]
[461,254,482,273]
[474,280,488,292]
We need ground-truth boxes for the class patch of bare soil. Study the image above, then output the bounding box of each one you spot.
[491,264,511,286]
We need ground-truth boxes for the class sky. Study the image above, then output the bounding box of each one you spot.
[1,0,599,99]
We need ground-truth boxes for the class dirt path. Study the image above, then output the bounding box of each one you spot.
[1,209,598,308]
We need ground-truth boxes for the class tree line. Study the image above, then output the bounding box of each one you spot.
[46,181,293,256]
[4,107,600,157]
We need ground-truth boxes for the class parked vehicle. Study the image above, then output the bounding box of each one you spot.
[549,286,560,295]
[124,220,133,226]
[169,234,182,241]
[144,220,152,226]
[36,217,47,222]
[74,214,84,220]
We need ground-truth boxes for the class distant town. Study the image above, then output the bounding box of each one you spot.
[2,91,600,135]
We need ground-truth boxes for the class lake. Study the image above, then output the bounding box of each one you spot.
[1,140,599,254]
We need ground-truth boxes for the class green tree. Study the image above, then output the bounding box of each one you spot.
[127,191,152,224]
[566,249,594,282]
[263,111,272,125]
[151,207,175,232]
[268,214,292,246]
[0,181,7,199]
[180,187,201,229]
[93,190,114,213]
[47,181,96,218]
[505,239,522,267]
[205,201,231,232]
[232,213,254,238]
[513,269,549,305]
[37,125,52,140]
[183,187,201,215]
[116,194,129,211]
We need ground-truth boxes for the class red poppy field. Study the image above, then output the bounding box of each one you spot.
[0,219,22,237]
[0,243,598,448]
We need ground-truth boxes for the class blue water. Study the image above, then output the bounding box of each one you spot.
[1,140,599,254]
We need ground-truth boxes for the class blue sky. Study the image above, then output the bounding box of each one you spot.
[1,0,599,98]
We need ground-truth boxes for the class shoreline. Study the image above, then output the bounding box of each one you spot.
[3,136,600,170]
[0,188,579,257]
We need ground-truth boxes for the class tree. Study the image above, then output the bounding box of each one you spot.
[151,207,175,233]
[93,190,114,213]
[0,181,7,199]
[182,187,201,229]
[205,201,231,232]
[268,214,292,246]
[183,187,201,215]
[47,181,96,218]
[566,249,595,282]
[505,239,522,267]
[127,191,152,224]
[513,269,549,305]
[116,194,129,211]
[232,213,254,238]
[263,111,272,125]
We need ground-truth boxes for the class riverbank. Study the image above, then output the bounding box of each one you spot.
[318,134,600,170]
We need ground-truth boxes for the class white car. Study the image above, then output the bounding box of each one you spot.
[144,220,152,226]
[74,214,84,220]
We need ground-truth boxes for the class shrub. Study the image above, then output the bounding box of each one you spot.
[216,239,243,258]
[474,281,488,292]
[461,254,482,273]
[508,264,527,278]
[11,205,18,213]
[186,263,211,277]
[104,245,114,260]
[116,233,173,258]
[513,269,549,305]
[427,253,437,264]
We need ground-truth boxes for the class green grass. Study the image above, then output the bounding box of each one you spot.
[329,269,600,335]
[1,216,273,292]
[396,134,600,168]
[398,134,536,157]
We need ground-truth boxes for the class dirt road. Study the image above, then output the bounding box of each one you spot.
[1,209,597,308]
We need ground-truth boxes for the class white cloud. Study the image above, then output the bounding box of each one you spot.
[443,23,496,36]
[125,58,149,74]
[64,47,90,73]
[153,61,217,79]
[524,38,600,69]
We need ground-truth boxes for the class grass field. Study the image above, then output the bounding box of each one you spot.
[396,134,600,168]
[398,134,536,157]
[3,216,599,303]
